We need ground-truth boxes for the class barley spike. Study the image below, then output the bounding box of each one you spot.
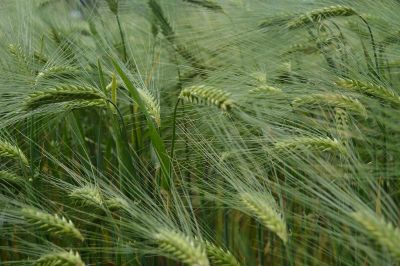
[240,193,288,243]
[352,211,400,261]
[287,6,357,29]
[0,139,29,166]
[154,229,209,266]
[179,85,235,111]
[35,250,85,266]
[21,207,84,241]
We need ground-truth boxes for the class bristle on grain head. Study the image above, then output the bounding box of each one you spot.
[154,229,209,266]
[35,250,85,266]
[287,6,357,29]
[21,207,84,241]
[240,192,288,244]
[24,85,106,111]
[179,85,235,112]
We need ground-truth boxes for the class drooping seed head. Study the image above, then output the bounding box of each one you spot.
[24,85,106,111]
[352,211,400,261]
[21,207,84,241]
[154,229,209,266]
[287,6,357,29]
[35,250,85,266]
[292,93,367,118]
[240,192,288,244]
[179,85,235,112]
[0,140,29,166]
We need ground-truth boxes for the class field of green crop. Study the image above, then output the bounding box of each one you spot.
[0,0,400,265]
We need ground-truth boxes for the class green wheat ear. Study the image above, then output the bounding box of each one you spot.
[335,78,400,106]
[351,211,400,261]
[154,229,209,266]
[35,250,85,266]
[203,240,241,266]
[35,66,79,84]
[23,85,106,111]
[240,192,288,244]
[273,136,347,156]
[292,93,367,118]
[179,85,235,112]
[183,0,223,12]
[0,139,29,166]
[21,207,84,241]
[287,5,357,29]
[0,170,25,186]
[69,186,103,208]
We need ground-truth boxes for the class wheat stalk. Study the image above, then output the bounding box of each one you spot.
[240,193,288,244]
[24,85,106,110]
[0,139,29,166]
[154,229,209,266]
[292,93,367,117]
[335,78,400,105]
[287,5,357,29]
[273,136,347,155]
[352,211,400,261]
[179,85,235,111]
[204,240,241,266]
[21,207,84,241]
[35,250,85,266]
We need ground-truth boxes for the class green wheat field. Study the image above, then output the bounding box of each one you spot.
[0,0,400,265]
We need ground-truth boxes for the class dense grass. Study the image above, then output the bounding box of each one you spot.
[0,0,400,265]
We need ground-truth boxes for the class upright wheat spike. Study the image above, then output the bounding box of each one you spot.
[69,186,103,208]
[336,78,400,105]
[240,193,288,243]
[287,5,356,29]
[292,93,367,117]
[0,140,29,166]
[24,85,106,110]
[352,211,400,261]
[154,229,209,266]
[35,250,85,266]
[204,240,241,266]
[273,136,347,155]
[180,85,235,111]
[21,207,84,241]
